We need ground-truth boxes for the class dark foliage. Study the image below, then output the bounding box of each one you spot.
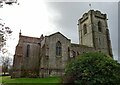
[62,52,120,85]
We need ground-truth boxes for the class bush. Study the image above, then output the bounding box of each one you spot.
[63,52,120,85]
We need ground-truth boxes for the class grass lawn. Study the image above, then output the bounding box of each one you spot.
[0,76,61,85]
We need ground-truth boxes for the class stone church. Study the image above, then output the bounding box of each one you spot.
[12,10,113,78]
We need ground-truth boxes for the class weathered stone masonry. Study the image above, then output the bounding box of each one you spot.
[12,10,113,78]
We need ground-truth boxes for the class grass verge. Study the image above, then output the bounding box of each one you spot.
[1,76,61,85]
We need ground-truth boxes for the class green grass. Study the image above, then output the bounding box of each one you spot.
[1,76,61,84]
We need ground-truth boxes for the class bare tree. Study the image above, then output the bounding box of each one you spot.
[0,20,13,76]
[0,20,12,51]
[0,0,19,8]
[1,55,12,75]
[0,0,19,76]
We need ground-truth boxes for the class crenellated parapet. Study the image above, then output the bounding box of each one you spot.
[94,10,107,19]
[79,10,107,24]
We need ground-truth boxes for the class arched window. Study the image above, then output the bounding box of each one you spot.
[98,21,102,32]
[83,24,87,35]
[68,47,70,58]
[56,41,62,56]
[72,51,76,58]
[77,52,79,56]
[98,37,101,45]
[26,44,30,57]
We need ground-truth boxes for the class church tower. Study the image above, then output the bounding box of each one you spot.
[78,10,113,57]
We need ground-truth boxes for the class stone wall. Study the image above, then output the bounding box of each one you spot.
[12,10,113,78]
[71,43,95,58]
[13,35,41,77]
[78,10,113,57]
[40,32,71,77]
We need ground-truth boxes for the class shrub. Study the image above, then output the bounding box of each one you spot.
[63,52,120,85]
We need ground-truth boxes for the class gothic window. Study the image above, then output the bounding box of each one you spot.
[83,24,87,35]
[72,51,76,58]
[46,45,49,56]
[77,52,79,56]
[26,44,30,57]
[98,37,104,47]
[98,21,102,32]
[56,41,62,56]
[68,47,70,58]
[98,37,101,45]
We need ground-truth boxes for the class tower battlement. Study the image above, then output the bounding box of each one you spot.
[79,10,107,24]
[78,10,112,57]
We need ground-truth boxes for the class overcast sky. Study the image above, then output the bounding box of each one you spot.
[0,0,119,61]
